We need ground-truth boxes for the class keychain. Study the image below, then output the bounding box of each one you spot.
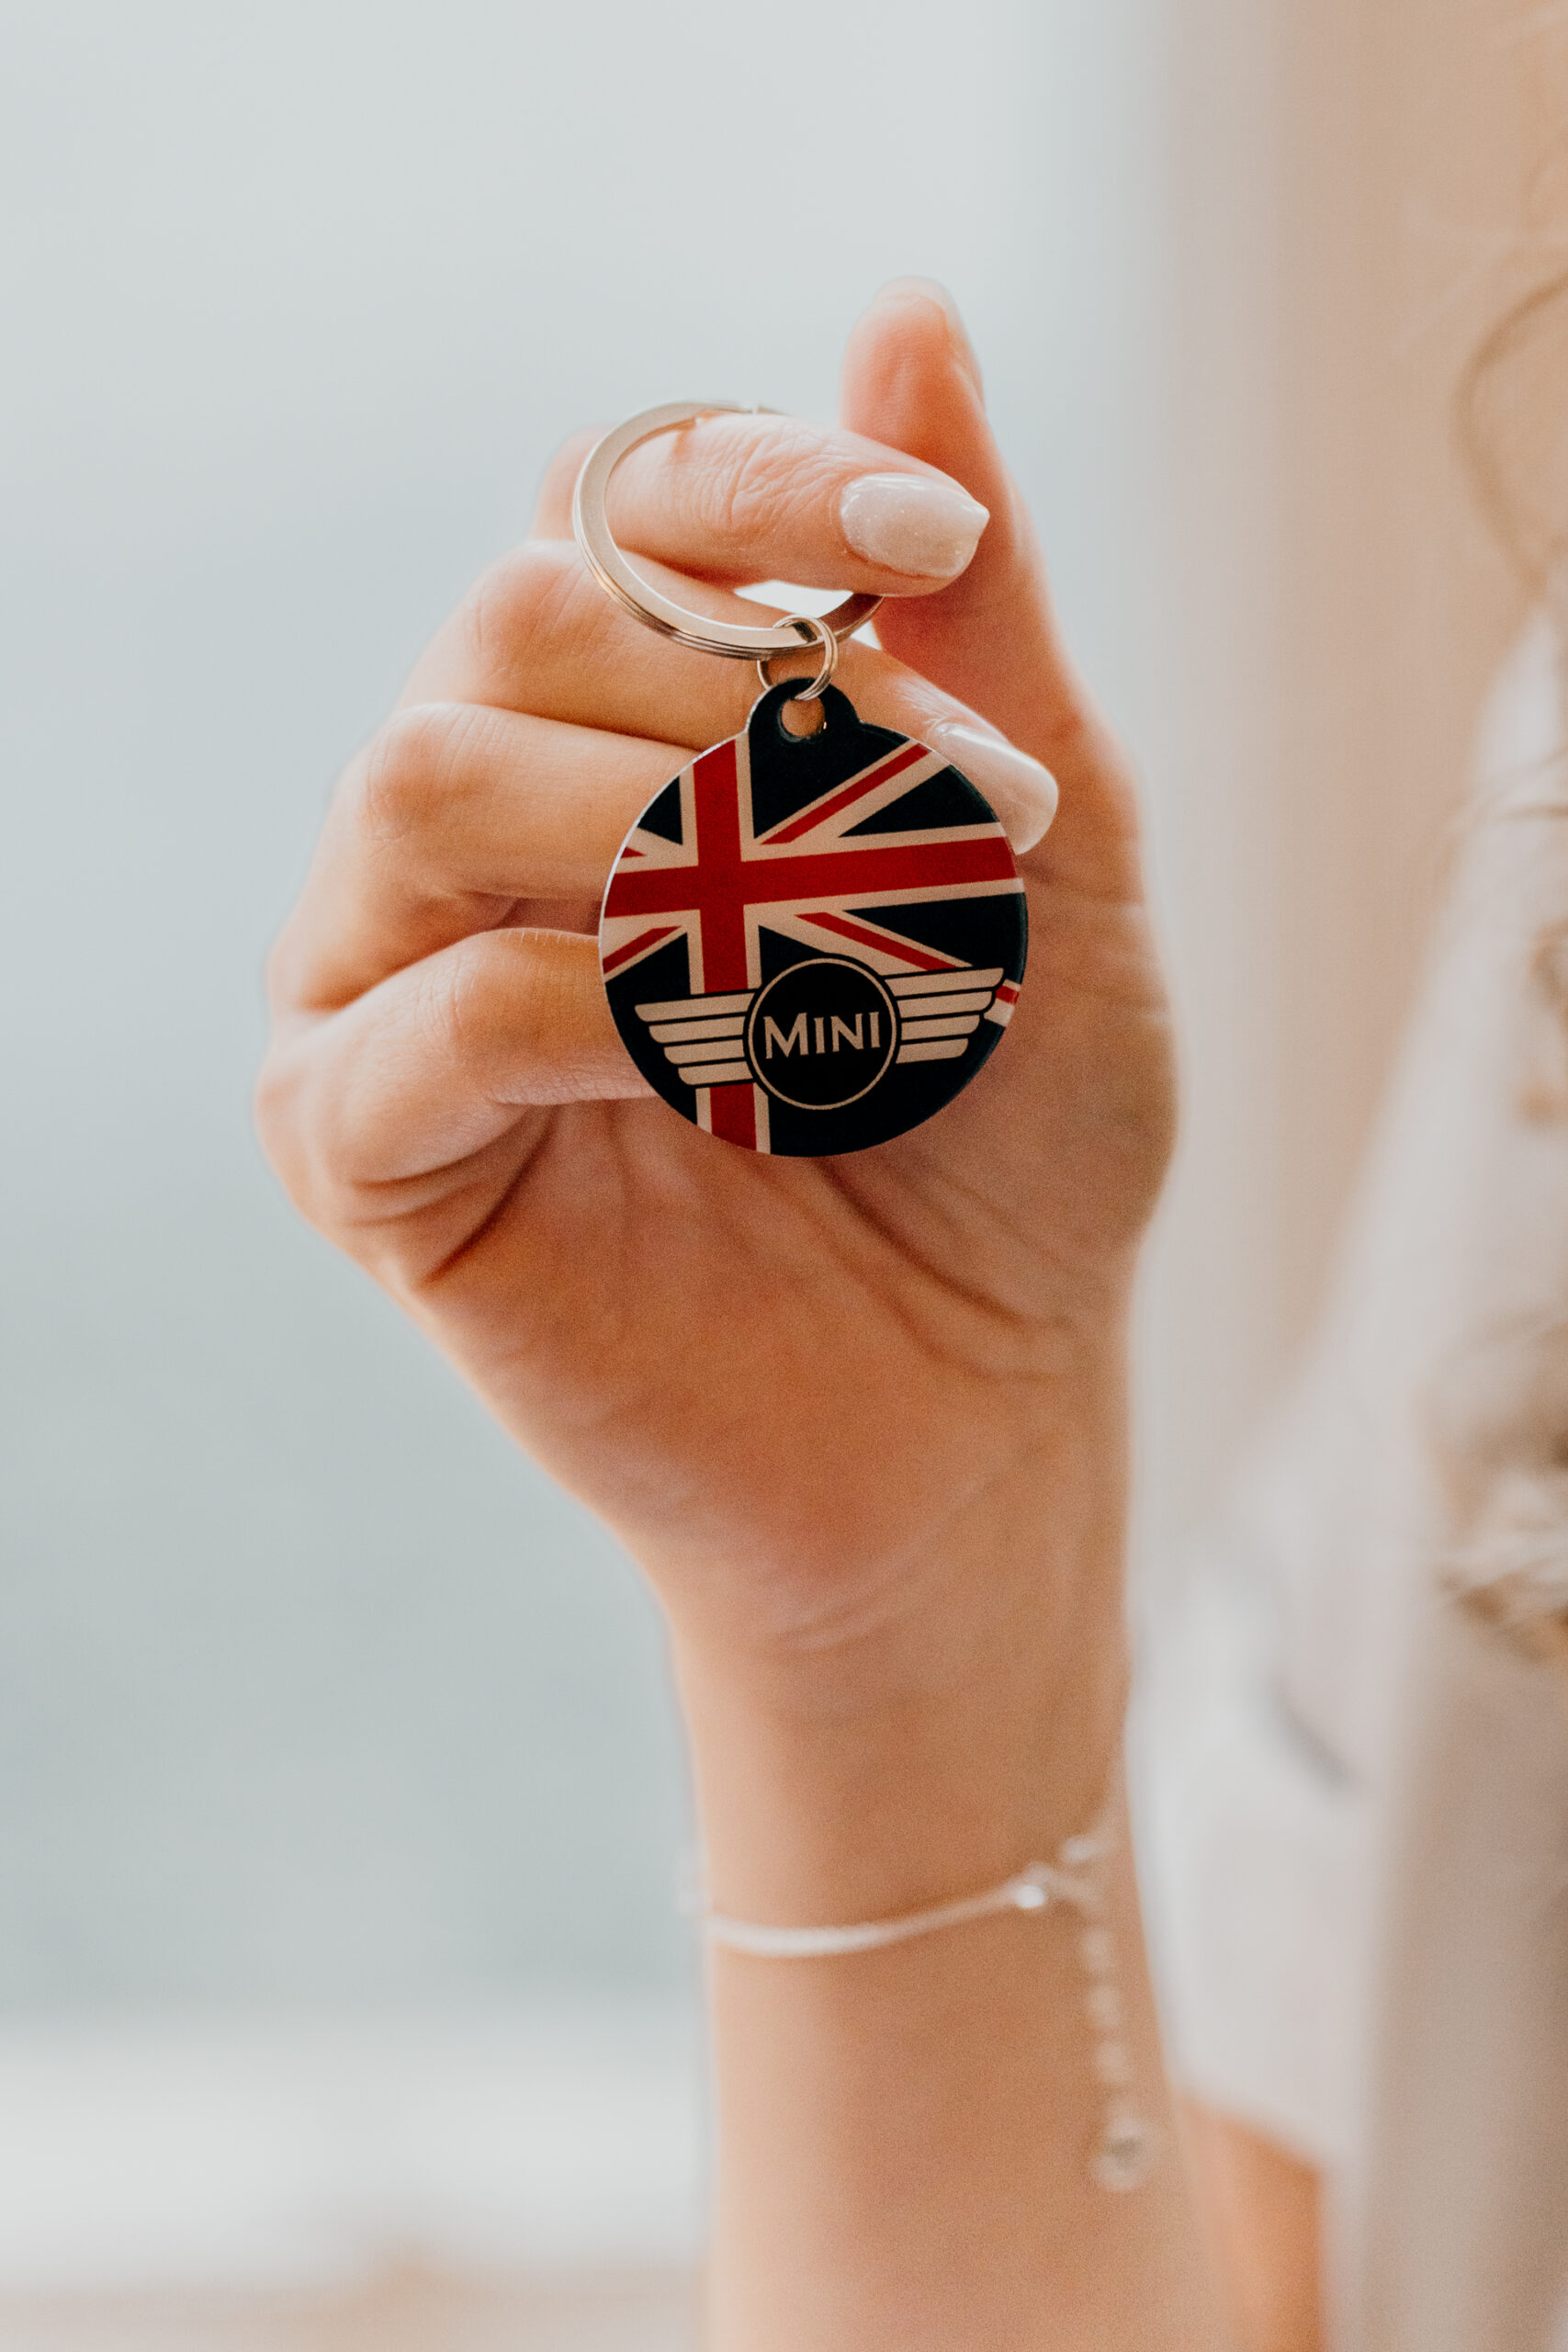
[573,401,1028,1158]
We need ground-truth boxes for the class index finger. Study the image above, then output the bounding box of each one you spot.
[533,411,992,596]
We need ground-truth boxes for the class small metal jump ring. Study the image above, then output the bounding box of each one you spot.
[757,613,838,701]
[571,399,882,662]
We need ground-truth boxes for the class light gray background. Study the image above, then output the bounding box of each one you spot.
[0,0,1173,2009]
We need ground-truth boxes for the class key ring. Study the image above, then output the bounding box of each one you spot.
[757,613,838,702]
[570,399,882,661]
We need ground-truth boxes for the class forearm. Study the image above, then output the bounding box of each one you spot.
[669,1424,1228,2351]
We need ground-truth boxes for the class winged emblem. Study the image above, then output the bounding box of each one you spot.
[635,965,1019,1091]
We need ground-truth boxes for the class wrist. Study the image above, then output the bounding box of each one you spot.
[669,1438,1130,1930]
[678,1645,1126,1937]
[645,1296,1132,1690]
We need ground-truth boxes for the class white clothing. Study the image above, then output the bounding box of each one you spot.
[1143,614,1568,2349]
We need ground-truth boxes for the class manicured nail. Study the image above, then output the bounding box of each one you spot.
[840,473,989,580]
[931,724,1058,852]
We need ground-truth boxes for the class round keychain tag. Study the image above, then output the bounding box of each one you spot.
[575,402,1029,1158]
[600,680,1025,1156]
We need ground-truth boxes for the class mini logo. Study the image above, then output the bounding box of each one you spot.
[743,957,898,1110]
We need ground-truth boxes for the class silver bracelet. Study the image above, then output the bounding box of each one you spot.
[695,1817,1160,2193]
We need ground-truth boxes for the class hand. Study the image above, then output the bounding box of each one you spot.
[256,282,1175,1717]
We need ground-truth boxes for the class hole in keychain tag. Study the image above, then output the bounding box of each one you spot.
[778,693,826,739]
[573,401,1028,1158]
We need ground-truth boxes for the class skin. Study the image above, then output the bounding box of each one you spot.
[258,279,1278,2346]
[1184,2104,1324,2352]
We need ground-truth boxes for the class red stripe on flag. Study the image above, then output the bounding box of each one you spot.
[708,1082,755,1148]
[604,832,1016,922]
[602,924,678,976]
[801,910,960,971]
[761,741,931,845]
[691,738,749,993]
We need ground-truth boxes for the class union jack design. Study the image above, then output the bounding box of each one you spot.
[601,684,1027,1157]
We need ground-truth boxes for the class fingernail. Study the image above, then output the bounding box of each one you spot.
[840,473,988,580]
[931,723,1058,853]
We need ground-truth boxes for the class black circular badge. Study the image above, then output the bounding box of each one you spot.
[599,683,1028,1157]
[745,958,897,1110]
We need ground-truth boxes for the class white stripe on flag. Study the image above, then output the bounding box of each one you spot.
[650,1016,746,1043]
[893,990,992,1017]
[637,992,753,1021]
[898,1016,981,1041]
[665,1038,748,1065]
[888,967,1003,997]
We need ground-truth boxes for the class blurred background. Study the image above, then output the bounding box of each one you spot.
[0,0,1538,2343]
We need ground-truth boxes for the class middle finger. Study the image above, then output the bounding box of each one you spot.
[399,537,988,760]
[273,699,689,1015]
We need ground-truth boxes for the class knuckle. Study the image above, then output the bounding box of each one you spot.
[425,928,505,1088]
[457,540,582,681]
[254,1025,372,1236]
[252,1036,318,1216]
[262,913,307,1014]
[355,702,469,847]
[702,418,828,544]
[254,1021,385,1235]
[428,929,572,1098]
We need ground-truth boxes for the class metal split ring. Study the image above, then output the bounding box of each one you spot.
[570,399,882,662]
[757,612,838,702]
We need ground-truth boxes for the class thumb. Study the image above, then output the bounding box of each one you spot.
[839,281,1139,886]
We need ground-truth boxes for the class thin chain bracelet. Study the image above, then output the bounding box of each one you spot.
[692,1813,1161,2193]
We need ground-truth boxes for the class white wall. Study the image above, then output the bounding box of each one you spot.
[0,0,1179,2007]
